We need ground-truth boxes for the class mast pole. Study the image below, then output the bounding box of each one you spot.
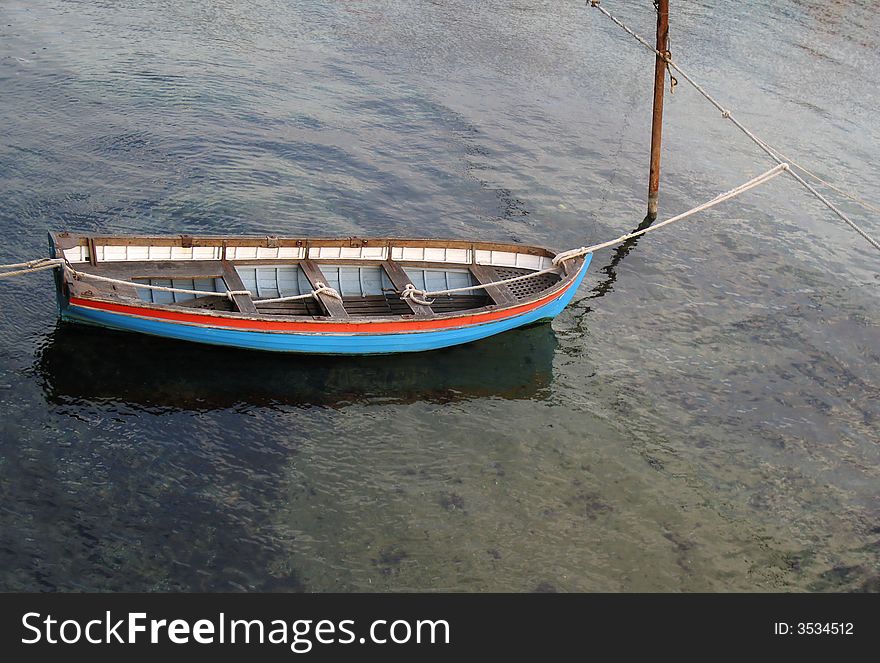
[647,0,669,221]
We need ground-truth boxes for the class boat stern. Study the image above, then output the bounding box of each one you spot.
[47,231,70,315]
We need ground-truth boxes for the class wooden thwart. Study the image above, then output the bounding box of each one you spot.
[81,260,224,280]
[469,264,518,307]
[299,259,349,318]
[220,260,258,314]
[381,261,434,317]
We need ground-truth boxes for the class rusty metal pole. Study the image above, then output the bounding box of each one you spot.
[647,0,669,221]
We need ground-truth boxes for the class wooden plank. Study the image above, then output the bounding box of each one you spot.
[220,260,258,314]
[253,298,321,316]
[87,237,98,266]
[380,261,434,317]
[76,257,550,273]
[49,231,84,253]
[81,260,224,280]
[77,235,302,248]
[173,295,235,311]
[561,256,584,277]
[233,258,471,269]
[469,264,519,306]
[68,233,554,258]
[427,296,489,314]
[339,297,394,317]
[385,238,552,257]
[67,275,139,301]
[299,260,349,318]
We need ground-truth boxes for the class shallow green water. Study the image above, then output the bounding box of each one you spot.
[0,0,877,591]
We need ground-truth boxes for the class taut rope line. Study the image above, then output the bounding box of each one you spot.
[404,164,789,301]
[0,258,66,279]
[754,140,880,217]
[589,0,880,254]
[550,163,788,265]
[17,265,345,305]
[1,5,874,311]
[60,269,251,301]
[0,165,790,302]
[253,283,342,305]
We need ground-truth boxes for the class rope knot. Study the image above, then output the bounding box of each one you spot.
[225,289,252,301]
[552,247,591,266]
[312,281,342,300]
[0,257,67,279]
[400,283,434,306]
[721,110,731,119]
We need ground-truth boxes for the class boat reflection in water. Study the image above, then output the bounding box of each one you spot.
[36,322,558,411]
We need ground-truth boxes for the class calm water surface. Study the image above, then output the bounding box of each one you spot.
[0,0,877,591]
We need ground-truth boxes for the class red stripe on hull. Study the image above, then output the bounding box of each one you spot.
[68,276,577,334]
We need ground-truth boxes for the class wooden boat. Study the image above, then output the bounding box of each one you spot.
[48,232,590,354]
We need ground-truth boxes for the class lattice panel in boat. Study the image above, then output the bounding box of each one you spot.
[491,267,561,301]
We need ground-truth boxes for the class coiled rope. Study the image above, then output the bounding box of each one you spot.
[588,0,880,253]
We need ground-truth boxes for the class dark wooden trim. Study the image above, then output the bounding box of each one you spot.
[67,275,139,301]
[220,260,258,314]
[78,260,224,280]
[49,231,83,252]
[380,261,434,317]
[173,295,233,310]
[562,257,583,277]
[469,264,519,306]
[299,260,349,318]
[87,238,98,267]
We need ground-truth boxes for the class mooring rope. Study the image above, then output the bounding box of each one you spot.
[1,258,65,270]
[399,164,789,302]
[754,140,880,216]
[0,165,789,303]
[0,258,67,279]
[551,163,789,264]
[1,2,875,315]
[588,0,880,253]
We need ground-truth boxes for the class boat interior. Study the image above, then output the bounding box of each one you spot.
[50,233,573,319]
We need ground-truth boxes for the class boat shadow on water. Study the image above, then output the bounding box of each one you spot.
[35,321,558,411]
